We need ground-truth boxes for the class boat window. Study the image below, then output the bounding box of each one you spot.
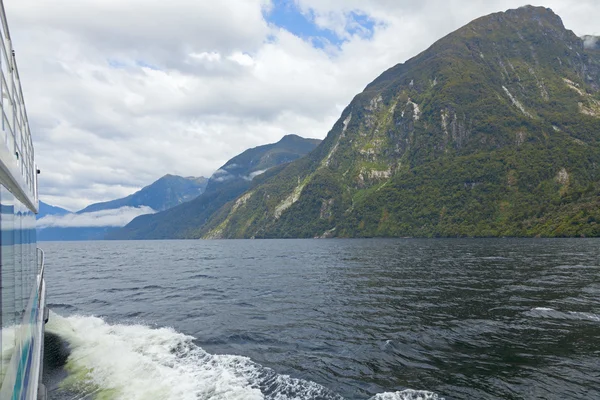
[0,185,38,383]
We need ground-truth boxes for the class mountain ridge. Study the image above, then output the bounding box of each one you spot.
[107,134,322,239]
[38,201,71,218]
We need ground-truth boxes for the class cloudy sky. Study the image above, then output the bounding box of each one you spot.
[5,0,598,211]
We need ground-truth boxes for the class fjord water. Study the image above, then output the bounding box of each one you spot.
[42,239,599,400]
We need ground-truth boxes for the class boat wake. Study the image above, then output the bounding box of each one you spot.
[46,312,442,400]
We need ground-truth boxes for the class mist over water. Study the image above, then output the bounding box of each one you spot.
[41,239,600,400]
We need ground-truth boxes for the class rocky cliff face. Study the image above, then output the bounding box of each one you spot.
[201,6,600,239]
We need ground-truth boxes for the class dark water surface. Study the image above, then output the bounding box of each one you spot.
[42,239,600,400]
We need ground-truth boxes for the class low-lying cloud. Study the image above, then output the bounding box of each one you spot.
[243,169,268,181]
[211,167,269,183]
[583,35,599,49]
[37,206,155,228]
[211,169,235,182]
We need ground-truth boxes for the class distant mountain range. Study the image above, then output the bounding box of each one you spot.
[37,174,208,241]
[189,6,600,239]
[38,135,321,241]
[38,201,70,219]
[78,174,208,214]
[107,134,321,239]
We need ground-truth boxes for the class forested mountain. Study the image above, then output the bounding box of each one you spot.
[107,134,321,239]
[198,6,600,238]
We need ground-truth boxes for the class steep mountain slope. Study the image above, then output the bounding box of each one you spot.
[107,134,321,239]
[78,174,208,214]
[202,6,600,239]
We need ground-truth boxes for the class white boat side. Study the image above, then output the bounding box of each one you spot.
[0,1,47,399]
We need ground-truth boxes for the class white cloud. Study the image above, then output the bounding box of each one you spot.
[190,52,222,63]
[4,0,597,210]
[243,169,269,181]
[249,169,268,179]
[37,206,155,228]
[583,35,598,49]
[228,52,256,67]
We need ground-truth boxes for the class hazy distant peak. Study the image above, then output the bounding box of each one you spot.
[279,134,321,146]
[38,201,71,218]
[155,174,208,185]
[77,174,209,214]
[107,135,321,240]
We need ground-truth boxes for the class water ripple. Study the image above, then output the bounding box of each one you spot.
[41,238,600,400]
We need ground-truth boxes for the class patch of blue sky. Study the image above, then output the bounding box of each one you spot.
[107,58,160,71]
[265,0,377,49]
[107,58,127,69]
[135,60,160,70]
[346,11,376,39]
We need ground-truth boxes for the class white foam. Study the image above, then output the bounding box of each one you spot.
[47,312,263,399]
[369,390,443,400]
[1,325,16,368]
[46,312,343,400]
[568,311,600,322]
[527,308,600,322]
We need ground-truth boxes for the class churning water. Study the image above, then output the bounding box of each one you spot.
[41,239,600,399]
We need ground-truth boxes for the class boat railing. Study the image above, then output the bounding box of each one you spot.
[0,1,38,211]
[36,247,45,305]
